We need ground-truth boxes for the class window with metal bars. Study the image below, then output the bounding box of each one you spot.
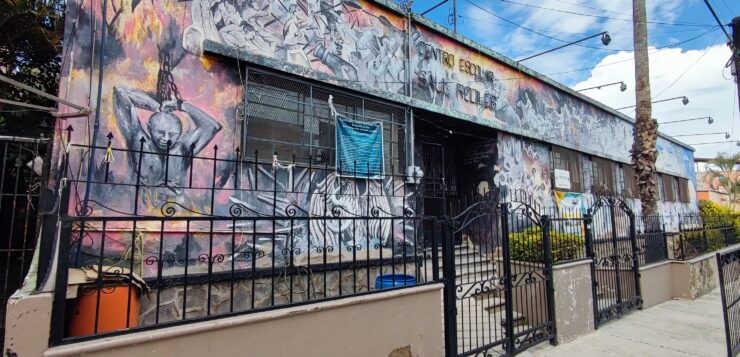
[550,145,582,192]
[242,68,406,175]
[679,178,690,203]
[657,174,666,201]
[582,155,593,194]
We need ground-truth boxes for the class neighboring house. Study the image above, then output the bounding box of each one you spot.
[695,170,737,208]
[4,0,701,356]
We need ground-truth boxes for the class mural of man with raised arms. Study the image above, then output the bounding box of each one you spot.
[113,87,222,206]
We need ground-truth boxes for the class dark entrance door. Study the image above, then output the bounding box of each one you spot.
[586,196,642,327]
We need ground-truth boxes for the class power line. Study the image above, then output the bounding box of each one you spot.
[546,27,719,77]
[550,0,632,18]
[652,33,720,100]
[457,15,712,38]
[491,0,716,27]
[464,1,718,55]
[702,0,732,42]
[464,1,630,52]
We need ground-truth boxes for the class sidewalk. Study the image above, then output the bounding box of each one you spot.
[525,289,727,357]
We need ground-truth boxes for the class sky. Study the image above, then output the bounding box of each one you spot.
[406,0,739,159]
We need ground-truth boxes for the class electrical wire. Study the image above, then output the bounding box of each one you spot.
[623,31,723,116]
[490,0,716,27]
[550,0,632,18]
[458,15,713,38]
[464,0,630,52]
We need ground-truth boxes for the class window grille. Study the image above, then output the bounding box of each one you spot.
[243,68,406,174]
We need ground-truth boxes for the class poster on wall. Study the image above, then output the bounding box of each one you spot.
[554,169,571,190]
[336,117,384,178]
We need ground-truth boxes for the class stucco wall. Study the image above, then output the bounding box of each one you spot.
[672,254,719,300]
[639,261,674,309]
[41,284,444,357]
[552,260,594,343]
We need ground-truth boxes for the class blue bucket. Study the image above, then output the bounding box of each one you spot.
[375,274,416,289]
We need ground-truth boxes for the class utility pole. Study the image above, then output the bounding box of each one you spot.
[732,17,740,116]
[453,0,457,32]
[632,0,659,215]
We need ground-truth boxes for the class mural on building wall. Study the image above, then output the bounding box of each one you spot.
[58,0,416,275]
[493,133,552,209]
[184,0,409,93]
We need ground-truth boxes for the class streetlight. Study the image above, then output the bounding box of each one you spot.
[518,32,611,62]
[615,96,689,110]
[657,116,713,125]
[576,81,627,92]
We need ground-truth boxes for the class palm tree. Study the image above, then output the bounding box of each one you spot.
[707,152,740,203]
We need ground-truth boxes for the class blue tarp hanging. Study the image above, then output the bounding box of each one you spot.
[336,116,383,178]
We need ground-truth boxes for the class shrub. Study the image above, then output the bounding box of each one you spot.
[508,226,585,263]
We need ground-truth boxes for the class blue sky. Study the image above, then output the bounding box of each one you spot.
[404,0,739,158]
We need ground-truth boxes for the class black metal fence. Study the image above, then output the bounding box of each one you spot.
[0,136,49,352]
[636,215,669,266]
[673,214,738,261]
[718,246,740,357]
[49,133,440,345]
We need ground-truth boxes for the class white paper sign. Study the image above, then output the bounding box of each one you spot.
[554,169,572,190]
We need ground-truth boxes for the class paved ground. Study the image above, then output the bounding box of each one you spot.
[524,289,727,357]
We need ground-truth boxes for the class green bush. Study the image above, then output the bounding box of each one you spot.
[676,201,740,258]
[508,226,585,263]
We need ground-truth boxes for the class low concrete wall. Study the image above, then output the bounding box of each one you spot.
[552,259,594,344]
[639,261,673,309]
[638,244,740,308]
[43,284,444,357]
[4,292,54,357]
[672,253,719,300]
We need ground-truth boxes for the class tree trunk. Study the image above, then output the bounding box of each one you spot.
[632,0,658,215]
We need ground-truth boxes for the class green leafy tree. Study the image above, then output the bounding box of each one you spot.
[707,152,740,203]
[0,0,65,137]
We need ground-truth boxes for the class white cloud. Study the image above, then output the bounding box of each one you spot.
[572,44,738,159]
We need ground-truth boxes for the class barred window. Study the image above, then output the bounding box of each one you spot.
[615,165,625,196]
[582,155,593,194]
[551,146,582,192]
[679,178,690,203]
[243,69,406,174]
[623,164,638,198]
[657,174,666,201]
[661,174,678,202]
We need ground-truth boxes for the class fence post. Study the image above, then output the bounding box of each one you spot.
[501,204,515,355]
[702,217,709,253]
[679,219,686,260]
[662,223,669,262]
[48,184,72,345]
[583,213,599,329]
[542,215,557,345]
[628,212,642,308]
[442,218,457,357]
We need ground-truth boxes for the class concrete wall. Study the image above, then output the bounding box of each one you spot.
[40,284,443,357]
[552,260,594,344]
[672,254,719,300]
[4,292,54,357]
[639,261,674,309]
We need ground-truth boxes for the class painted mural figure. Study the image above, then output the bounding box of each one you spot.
[113,87,222,206]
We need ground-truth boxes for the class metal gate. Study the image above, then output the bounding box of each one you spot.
[717,246,740,357]
[442,196,555,356]
[0,136,48,351]
[585,196,642,327]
